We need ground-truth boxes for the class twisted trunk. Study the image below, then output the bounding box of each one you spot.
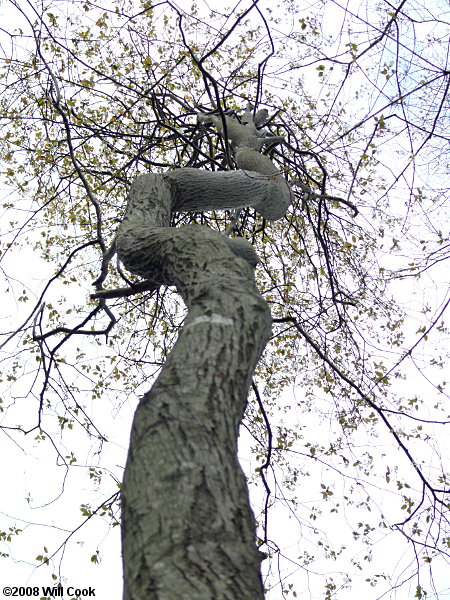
[119,107,288,599]
[119,175,272,600]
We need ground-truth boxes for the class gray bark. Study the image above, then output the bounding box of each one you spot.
[118,108,287,599]
[120,242,271,600]
[118,175,272,600]
[196,108,292,221]
[166,167,291,221]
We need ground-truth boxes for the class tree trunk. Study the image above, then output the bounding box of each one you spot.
[119,175,272,599]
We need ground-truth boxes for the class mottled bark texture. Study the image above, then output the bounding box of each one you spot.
[197,106,292,221]
[118,108,289,600]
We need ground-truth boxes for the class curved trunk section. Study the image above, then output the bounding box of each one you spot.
[118,174,272,600]
[117,107,290,599]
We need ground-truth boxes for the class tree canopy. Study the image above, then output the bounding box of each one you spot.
[0,0,449,598]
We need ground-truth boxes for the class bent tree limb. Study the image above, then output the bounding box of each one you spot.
[118,177,272,599]
[118,108,289,599]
